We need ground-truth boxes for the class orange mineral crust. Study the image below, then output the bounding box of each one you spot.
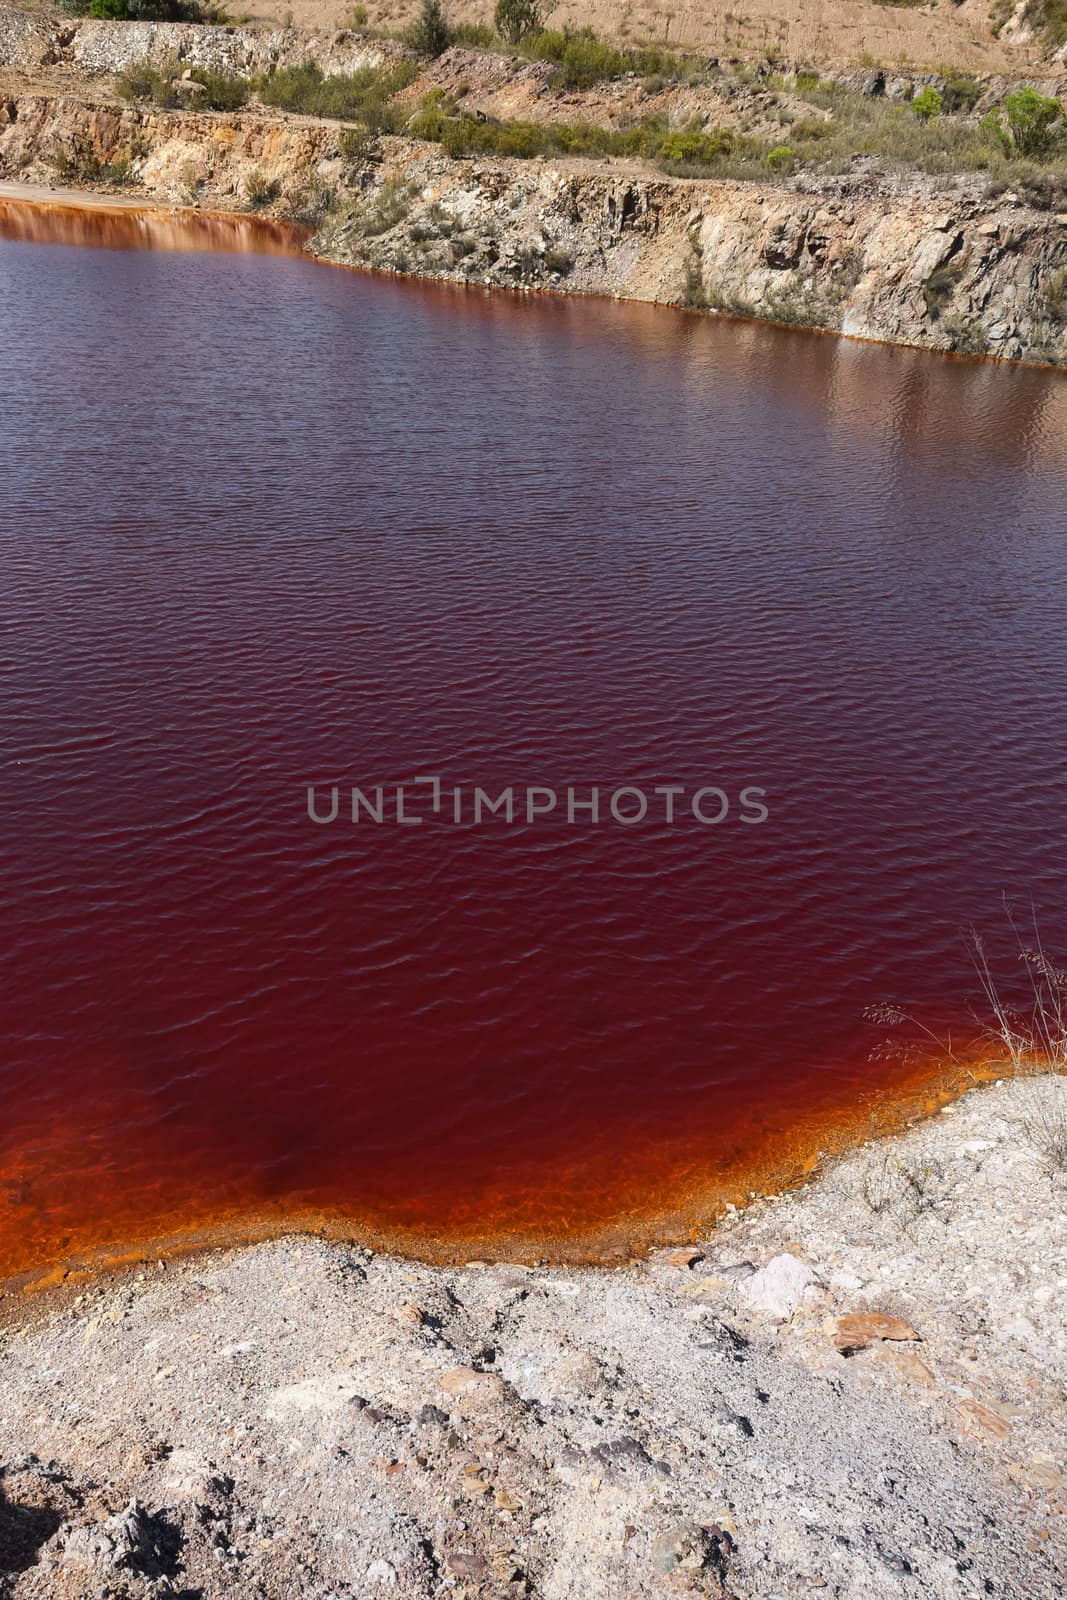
[0,1050,1008,1290]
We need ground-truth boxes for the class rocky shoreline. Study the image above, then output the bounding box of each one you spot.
[308,148,1067,363]
[1,1071,1063,1598]
[5,93,1067,365]
[2,11,1067,364]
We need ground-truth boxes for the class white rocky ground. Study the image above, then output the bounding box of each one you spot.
[0,1073,1064,1600]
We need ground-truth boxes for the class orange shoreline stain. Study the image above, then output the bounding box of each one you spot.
[0,1047,1017,1299]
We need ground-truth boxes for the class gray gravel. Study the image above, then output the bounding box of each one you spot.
[0,1074,1064,1599]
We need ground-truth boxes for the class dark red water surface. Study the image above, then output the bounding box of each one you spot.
[3,200,1067,1281]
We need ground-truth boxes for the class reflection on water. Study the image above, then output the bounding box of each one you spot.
[2,199,1067,1282]
[0,197,309,256]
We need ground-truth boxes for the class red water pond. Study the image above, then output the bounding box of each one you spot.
[2,198,1067,1281]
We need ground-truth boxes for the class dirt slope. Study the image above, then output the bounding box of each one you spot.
[7,0,1051,72]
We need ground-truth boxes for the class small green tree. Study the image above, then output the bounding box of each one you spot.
[408,0,451,57]
[911,86,942,123]
[984,86,1063,157]
[494,0,542,44]
[1004,86,1063,155]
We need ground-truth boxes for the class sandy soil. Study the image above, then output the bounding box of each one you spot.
[265,0,1036,73]
[0,177,185,205]
[1,1071,1064,1599]
[6,0,1042,73]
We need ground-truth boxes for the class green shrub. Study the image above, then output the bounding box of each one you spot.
[683,260,707,308]
[923,259,964,317]
[116,60,181,108]
[116,60,158,102]
[494,0,542,45]
[765,143,797,172]
[981,94,1062,161]
[440,115,546,157]
[425,109,751,171]
[658,127,734,165]
[941,76,981,114]
[1003,87,1063,156]
[245,168,281,207]
[119,61,249,112]
[180,160,204,200]
[257,60,335,113]
[406,87,457,140]
[543,247,572,275]
[188,67,249,112]
[345,178,419,238]
[406,0,451,57]
[61,0,222,17]
[983,89,1064,158]
[1021,0,1067,48]
[786,75,1067,177]
[522,27,702,90]
[338,123,375,161]
[980,109,1012,155]
[911,87,943,123]
[528,29,623,88]
[450,22,496,46]
[941,315,989,355]
[257,61,417,125]
[50,145,108,181]
[1041,267,1067,320]
[287,175,337,225]
[101,156,134,184]
[789,116,830,141]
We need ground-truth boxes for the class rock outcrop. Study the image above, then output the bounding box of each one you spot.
[0,10,397,78]
[2,81,1066,363]
[313,146,1067,363]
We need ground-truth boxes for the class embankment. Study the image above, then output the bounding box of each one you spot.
[3,89,1067,362]
[3,9,1067,361]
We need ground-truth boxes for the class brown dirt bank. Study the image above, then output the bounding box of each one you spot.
[3,5,1067,364]
[7,0,1047,73]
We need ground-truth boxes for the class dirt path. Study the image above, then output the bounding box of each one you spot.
[0,178,179,208]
